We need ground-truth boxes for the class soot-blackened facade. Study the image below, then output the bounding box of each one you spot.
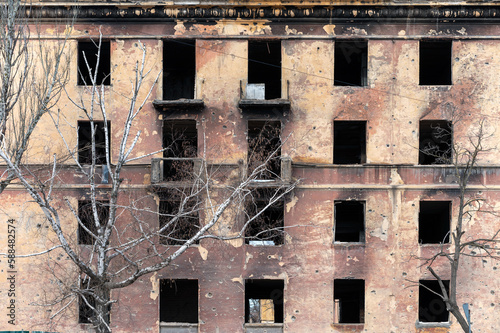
[1,1,500,332]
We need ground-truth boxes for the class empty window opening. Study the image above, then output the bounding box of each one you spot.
[78,40,111,86]
[78,200,109,245]
[334,121,366,164]
[335,201,365,242]
[248,120,281,179]
[163,120,198,181]
[419,40,452,85]
[160,279,198,324]
[163,40,196,100]
[159,192,200,246]
[419,201,451,244]
[245,280,284,324]
[334,279,365,324]
[79,278,95,323]
[419,280,450,323]
[245,189,284,246]
[78,121,110,165]
[248,41,281,99]
[334,41,368,87]
[79,277,110,324]
[419,120,452,165]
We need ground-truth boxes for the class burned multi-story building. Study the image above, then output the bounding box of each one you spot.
[1,1,500,332]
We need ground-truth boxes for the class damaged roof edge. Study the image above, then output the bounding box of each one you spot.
[23,4,500,22]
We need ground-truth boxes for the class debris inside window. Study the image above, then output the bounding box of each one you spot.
[248,41,281,99]
[334,279,365,324]
[245,280,284,324]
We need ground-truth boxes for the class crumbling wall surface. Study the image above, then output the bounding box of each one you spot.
[2,4,500,333]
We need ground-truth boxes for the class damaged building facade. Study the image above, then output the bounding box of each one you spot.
[1,0,500,332]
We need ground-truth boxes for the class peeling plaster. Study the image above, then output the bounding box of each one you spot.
[323,24,336,35]
[149,272,159,300]
[198,245,208,260]
[286,195,298,213]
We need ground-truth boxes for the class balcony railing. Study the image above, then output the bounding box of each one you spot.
[151,158,203,184]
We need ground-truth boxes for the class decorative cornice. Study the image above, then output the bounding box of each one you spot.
[25,5,500,22]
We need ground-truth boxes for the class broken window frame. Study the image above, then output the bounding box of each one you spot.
[77,200,109,245]
[247,120,282,180]
[334,201,366,243]
[248,40,282,100]
[419,120,453,165]
[245,188,285,246]
[333,120,367,165]
[245,279,284,325]
[158,190,200,246]
[419,201,451,245]
[162,119,198,181]
[77,121,110,165]
[333,279,365,324]
[334,40,368,87]
[419,280,450,323]
[77,40,111,86]
[159,279,199,324]
[419,40,452,86]
[163,39,196,100]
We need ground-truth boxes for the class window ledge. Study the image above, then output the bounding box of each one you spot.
[160,322,198,333]
[239,99,290,115]
[415,321,451,328]
[153,99,205,112]
[418,85,452,91]
[333,242,365,246]
[245,323,283,333]
[331,323,364,332]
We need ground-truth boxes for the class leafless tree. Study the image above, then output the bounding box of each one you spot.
[0,35,296,333]
[416,109,499,333]
[0,0,71,192]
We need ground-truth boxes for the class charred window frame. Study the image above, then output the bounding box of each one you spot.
[334,201,365,243]
[334,121,366,165]
[334,279,365,324]
[160,279,198,324]
[334,40,368,87]
[248,40,282,100]
[78,40,111,86]
[419,120,452,165]
[245,280,284,324]
[248,120,281,179]
[78,200,109,245]
[163,40,196,100]
[245,188,284,246]
[419,40,452,86]
[163,120,198,181]
[419,201,451,244]
[78,121,110,165]
[419,280,450,323]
